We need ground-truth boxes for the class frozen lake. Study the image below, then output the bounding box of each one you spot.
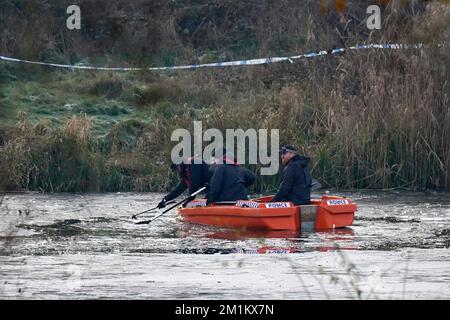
[1,191,449,299]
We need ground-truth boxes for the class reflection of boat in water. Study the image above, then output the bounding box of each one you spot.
[177,195,357,231]
[206,229,301,240]
[203,226,355,240]
[235,246,298,254]
[179,225,356,254]
[235,228,357,253]
[234,245,356,254]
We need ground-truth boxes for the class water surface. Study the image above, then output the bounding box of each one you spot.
[1,191,449,299]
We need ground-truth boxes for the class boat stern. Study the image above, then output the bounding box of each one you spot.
[313,195,357,230]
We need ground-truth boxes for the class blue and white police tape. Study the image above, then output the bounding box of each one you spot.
[0,43,428,72]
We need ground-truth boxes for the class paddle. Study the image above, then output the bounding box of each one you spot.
[131,200,176,220]
[135,186,207,225]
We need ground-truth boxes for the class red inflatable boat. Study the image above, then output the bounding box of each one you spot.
[177,195,357,231]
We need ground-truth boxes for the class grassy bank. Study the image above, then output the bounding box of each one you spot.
[0,1,449,192]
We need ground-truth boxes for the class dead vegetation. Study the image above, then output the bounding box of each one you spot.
[0,1,449,192]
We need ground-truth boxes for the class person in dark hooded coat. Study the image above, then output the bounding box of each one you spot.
[270,145,312,205]
[157,157,209,208]
[206,150,250,205]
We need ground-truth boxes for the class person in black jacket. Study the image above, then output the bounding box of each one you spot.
[206,164,249,205]
[270,145,312,205]
[206,151,249,205]
[209,148,256,188]
[157,157,209,208]
[239,166,256,188]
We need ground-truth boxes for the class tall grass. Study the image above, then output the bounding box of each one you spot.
[0,115,173,192]
[0,0,448,192]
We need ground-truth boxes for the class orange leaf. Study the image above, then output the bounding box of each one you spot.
[335,0,346,13]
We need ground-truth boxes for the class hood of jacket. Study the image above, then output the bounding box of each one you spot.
[288,154,310,168]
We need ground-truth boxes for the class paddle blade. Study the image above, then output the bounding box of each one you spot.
[135,220,151,225]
